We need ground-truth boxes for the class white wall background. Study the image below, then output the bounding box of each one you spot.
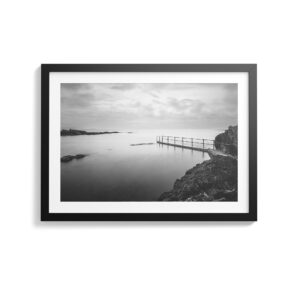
[0,1,299,299]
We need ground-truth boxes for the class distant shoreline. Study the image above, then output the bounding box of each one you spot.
[61,129,120,136]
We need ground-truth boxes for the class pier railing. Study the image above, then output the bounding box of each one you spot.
[156,135,215,151]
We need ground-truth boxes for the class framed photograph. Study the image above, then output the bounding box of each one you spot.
[41,64,257,221]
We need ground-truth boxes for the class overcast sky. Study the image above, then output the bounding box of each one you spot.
[61,83,237,130]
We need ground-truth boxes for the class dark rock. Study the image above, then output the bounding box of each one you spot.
[158,126,238,202]
[61,129,119,136]
[61,129,87,136]
[61,155,74,163]
[61,154,87,163]
[214,125,238,156]
[158,154,237,202]
[130,143,154,146]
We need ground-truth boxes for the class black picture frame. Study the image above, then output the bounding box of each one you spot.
[41,64,257,221]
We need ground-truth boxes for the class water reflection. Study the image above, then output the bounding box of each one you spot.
[61,129,217,202]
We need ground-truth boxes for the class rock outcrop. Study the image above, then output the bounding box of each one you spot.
[158,126,238,202]
[158,153,237,201]
[214,125,237,156]
[61,129,119,136]
[130,143,154,146]
[61,154,87,163]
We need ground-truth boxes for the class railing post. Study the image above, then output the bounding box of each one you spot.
[191,138,193,148]
[202,139,205,149]
[182,137,184,146]
[167,136,169,144]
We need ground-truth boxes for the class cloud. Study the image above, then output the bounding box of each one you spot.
[147,91,159,98]
[110,83,137,90]
[61,83,237,130]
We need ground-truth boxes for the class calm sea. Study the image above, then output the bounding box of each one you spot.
[61,129,222,201]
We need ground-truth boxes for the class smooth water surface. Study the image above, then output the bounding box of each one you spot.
[61,129,222,201]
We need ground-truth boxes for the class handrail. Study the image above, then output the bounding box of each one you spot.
[156,135,236,151]
[160,135,214,142]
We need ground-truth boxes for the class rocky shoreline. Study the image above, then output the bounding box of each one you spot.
[214,126,238,156]
[61,129,119,136]
[158,126,238,202]
[61,154,87,163]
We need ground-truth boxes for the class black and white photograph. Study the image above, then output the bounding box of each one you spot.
[61,82,238,203]
[41,64,256,221]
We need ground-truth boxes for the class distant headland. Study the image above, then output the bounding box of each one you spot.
[61,129,119,136]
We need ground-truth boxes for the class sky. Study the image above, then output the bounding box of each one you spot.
[61,83,237,131]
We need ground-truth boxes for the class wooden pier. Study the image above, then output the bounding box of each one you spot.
[156,136,215,152]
